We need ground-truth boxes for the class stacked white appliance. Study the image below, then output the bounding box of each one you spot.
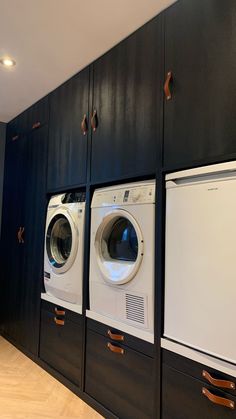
[164,161,236,365]
[87,180,156,343]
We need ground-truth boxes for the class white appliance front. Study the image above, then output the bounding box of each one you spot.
[89,181,155,343]
[164,161,236,364]
[44,192,85,311]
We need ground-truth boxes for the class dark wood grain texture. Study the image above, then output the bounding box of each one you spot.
[91,14,163,183]
[47,69,89,191]
[164,0,236,170]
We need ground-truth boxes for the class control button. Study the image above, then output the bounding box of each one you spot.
[132,193,141,202]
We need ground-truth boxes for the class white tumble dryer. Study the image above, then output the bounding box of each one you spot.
[87,180,156,343]
[42,192,86,314]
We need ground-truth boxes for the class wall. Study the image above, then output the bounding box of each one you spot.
[0,122,6,235]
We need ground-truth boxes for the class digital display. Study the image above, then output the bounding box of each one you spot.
[123,190,129,202]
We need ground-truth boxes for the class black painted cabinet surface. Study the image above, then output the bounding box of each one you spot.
[1,109,48,355]
[85,328,155,419]
[90,14,163,183]
[39,301,83,387]
[162,363,236,419]
[164,0,236,170]
[47,69,89,191]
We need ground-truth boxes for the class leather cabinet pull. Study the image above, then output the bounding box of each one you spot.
[202,387,235,410]
[164,71,173,100]
[54,317,65,326]
[17,227,25,244]
[107,342,124,355]
[91,109,98,132]
[55,308,65,316]
[32,121,41,130]
[107,329,124,341]
[81,114,88,136]
[202,370,235,390]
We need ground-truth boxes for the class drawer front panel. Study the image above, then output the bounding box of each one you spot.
[85,329,155,419]
[162,364,236,419]
[87,318,154,357]
[39,309,82,386]
[163,349,236,398]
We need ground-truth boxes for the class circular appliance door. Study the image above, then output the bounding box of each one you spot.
[46,209,78,274]
[94,209,144,285]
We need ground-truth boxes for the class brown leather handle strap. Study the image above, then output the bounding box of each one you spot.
[107,329,124,341]
[202,370,235,390]
[202,387,235,410]
[17,227,25,244]
[81,114,88,136]
[107,342,124,355]
[32,121,41,130]
[12,135,19,141]
[91,109,98,132]
[54,317,65,326]
[55,308,65,316]
[164,71,172,101]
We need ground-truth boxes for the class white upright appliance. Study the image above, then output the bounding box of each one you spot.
[88,180,156,343]
[42,192,86,314]
[164,161,236,364]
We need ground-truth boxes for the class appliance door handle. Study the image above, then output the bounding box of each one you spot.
[81,114,88,136]
[107,342,124,355]
[202,370,235,390]
[91,109,98,132]
[107,329,124,341]
[54,317,65,326]
[164,71,173,100]
[55,308,65,316]
[202,387,235,409]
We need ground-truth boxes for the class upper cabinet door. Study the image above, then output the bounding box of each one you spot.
[164,0,236,170]
[47,68,89,191]
[91,15,163,183]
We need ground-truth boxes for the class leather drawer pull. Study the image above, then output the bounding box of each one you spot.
[202,370,235,390]
[107,342,124,355]
[91,109,98,132]
[54,308,65,316]
[32,121,41,130]
[107,329,124,341]
[202,387,235,410]
[81,114,88,135]
[17,226,25,244]
[54,317,65,326]
[164,71,173,100]
[12,135,19,141]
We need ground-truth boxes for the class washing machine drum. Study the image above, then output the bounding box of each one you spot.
[94,210,144,284]
[46,211,78,274]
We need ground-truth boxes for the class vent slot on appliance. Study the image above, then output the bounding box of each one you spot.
[125,294,145,325]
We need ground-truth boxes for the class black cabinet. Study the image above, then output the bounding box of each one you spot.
[90,14,163,183]
[164,0,236,170]
[39,300,83,387]
[47,69,89,191]
[1,103,48,355]
[162,350,236,419]
[85,325,155,419]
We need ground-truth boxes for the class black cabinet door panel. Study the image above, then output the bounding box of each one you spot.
[162,364,236,419]
[47,69,89,190]
[85,329,155,419]
[164,0,236,170]
[91,15,163,183]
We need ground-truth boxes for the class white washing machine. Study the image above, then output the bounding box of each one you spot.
[87,180,156,343]
[42,192,86,314]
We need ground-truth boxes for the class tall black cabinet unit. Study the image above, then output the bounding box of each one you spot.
[47,68,90,191]
[90,14,163,183]
[163,0,236,171]
[1,99,48,356]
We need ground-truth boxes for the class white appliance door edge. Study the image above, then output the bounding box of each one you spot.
[166,160,236,182]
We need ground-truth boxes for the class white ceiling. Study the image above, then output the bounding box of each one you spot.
[0,0,175,123]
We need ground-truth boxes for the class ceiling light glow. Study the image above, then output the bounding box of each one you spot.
[0,57,16,67]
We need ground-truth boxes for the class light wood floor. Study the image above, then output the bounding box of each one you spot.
[0,336,103,419]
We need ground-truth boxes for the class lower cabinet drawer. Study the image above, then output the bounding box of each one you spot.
[85,329,155,419]
[162,364,236,419]
[39,308,82,387]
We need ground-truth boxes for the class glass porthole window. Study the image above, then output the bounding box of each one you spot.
[46,214,72,268]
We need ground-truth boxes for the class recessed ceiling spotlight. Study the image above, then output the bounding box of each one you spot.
[0,57,16,67]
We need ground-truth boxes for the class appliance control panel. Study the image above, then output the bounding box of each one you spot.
[92,182,156,207]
